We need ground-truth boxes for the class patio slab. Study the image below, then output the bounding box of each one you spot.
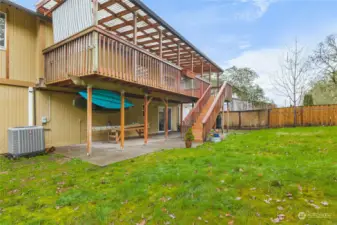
[55,133,201,166]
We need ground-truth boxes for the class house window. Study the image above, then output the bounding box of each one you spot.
[0,12,6,50]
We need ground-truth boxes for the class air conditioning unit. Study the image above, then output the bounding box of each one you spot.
[8,126,45,157]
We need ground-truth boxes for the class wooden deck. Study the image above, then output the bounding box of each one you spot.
[43,26,210,99]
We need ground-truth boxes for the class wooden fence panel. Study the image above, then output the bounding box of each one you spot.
[223,105,337,129]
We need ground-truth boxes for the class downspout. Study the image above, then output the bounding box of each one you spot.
[28,87,35,126]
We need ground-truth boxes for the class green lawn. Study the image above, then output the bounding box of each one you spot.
[1,127,337,224]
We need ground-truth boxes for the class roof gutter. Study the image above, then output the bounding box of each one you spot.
[0,0,51,22]
[130,0,224,73]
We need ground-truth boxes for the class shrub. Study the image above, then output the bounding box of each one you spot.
[184,128,195,141]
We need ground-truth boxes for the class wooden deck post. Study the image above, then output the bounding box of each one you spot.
[87,85,93,156]
[144,95,153,145]
[120,90,125,150]
[222,101,225,133]
[165,99,169,139]
[180,103,183,136]
[144,94,148,144]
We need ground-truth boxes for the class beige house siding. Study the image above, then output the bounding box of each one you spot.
[0,85,28,154]
[0,3,53,82]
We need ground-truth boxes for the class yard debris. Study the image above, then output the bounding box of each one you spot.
[169,214,175,219]
[277,206,284,211]
[8,189,19,195]
[236,197,242,201]
[308,203,320,209]
[321,201,329,206]
[271,218,280,223]
[264,198,272,204]
[225,213,232,217]
[0,171,8,175]
[137,220,146,225]
[74,207,79,211]
[278,214,285,221]
[256,212,261,217]
[228,220,234,225]
[198,217,202,220]
[298,184,303,193]
[45,146,56,154]
[250,187,256,191]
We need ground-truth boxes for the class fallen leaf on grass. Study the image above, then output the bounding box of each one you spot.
[321,201,329,206]
[277,206,284,211]
[228,220,234,225]
[169,214,175,219]
[271,218,280,223]
[137,220,146,225]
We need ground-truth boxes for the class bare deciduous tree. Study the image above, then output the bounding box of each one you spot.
[311,34,337,84]
[272,39,311,125]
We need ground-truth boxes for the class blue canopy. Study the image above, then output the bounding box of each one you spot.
[79,90,134,110]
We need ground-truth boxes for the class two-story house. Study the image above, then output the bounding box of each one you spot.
[0,0,231,155]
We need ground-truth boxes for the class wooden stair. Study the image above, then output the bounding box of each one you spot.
[192,96,215,142]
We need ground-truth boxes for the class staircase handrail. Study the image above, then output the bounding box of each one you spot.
[182,85,212,127]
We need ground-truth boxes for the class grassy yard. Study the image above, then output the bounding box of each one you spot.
[1,127,337,224]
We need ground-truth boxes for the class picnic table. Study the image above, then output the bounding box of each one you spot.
[92,124,145,143]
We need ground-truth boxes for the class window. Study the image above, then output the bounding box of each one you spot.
[0,12,6,50]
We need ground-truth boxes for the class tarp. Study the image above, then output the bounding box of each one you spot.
[79,89,134,109]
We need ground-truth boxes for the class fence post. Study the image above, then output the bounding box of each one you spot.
[301,107,304,126]
[238,111,242,129]
[267,109,271,128]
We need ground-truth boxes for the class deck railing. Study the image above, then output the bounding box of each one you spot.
[202,82,232,140]
[43,26,209,98]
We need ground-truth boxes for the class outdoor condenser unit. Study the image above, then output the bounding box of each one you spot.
[8,126,45,157]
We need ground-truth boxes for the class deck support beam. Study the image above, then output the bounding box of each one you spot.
[87,85,93,156]
[180,103,183,136]
[120,90,125,150]
[144,94,153,145]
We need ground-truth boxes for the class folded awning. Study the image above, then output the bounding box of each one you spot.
[78,89,134,110]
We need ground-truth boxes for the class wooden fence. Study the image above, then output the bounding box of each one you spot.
[223,105,337,129]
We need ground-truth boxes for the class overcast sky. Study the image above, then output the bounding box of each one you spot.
[15,0,337,106]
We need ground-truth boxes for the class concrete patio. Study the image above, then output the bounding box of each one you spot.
[56,133,201,166]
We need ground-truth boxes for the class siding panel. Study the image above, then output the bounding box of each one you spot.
[0,85,28,154]
[0,3,53,82]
